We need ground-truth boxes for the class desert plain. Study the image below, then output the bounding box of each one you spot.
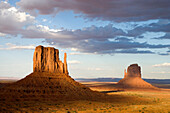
[0,79,170,113]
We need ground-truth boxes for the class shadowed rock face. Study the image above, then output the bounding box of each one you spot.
[124,64,141,78]
[33,45,68,74]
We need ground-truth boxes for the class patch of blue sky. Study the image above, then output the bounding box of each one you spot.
[0,35,44,46]
[8,0,20,7]
[36,11,110,30]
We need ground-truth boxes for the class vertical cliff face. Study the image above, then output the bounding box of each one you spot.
[125,64,141,78]
[33,45,68,74]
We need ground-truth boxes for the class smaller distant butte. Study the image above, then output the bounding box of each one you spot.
[116,64,158,90]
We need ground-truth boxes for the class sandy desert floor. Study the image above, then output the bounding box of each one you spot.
[0,80,170,113]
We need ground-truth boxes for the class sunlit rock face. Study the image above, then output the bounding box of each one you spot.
[33,45,68,74]
[124,64,141,78]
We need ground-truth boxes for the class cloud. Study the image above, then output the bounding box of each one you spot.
[127,20,170,39]
[17,0,170,22]
[151,71,170,74]
[87,68,104,71]
[45,29,170,54]
[159,33,170,39]
[114,49,154,54]
[1,1,170,55]
[0,43,35,50]
[158,53,170,56]
[0,1,63,39]
[114,37,134,42]
[0,1,35,36]
[69,52,89,55]
[152,63,170,67]
[0,32,6,37]
[68,60,80,64]
[42,19,47,22]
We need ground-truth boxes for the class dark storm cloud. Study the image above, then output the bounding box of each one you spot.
[158,53,170,56]
[114,49,154,54]
[54,24,126,41]
[43,23,170,54]
[46,35,170,54]
[114,37,133,42]
[1,1,170,55]
[159,33,170,39]
[17,0,170,22]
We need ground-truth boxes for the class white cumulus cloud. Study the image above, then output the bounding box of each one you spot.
[151,71,170,74]
[68,60,80,64]
[0,43,35,50]
[87,68,104,71]
[152,63,170,67]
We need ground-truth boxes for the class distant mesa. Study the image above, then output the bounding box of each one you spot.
[0,45,103,101]
[117,64,157,90]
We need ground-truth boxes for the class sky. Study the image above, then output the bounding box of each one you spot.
[0,0,170,79]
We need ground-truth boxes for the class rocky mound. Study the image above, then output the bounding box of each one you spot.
[0,46,103,101]
[116,64,157,89]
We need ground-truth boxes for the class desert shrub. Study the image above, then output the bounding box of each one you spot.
[49,77,52,80]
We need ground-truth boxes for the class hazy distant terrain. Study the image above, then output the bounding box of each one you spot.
[1,77,170,84]
[1,77,170,89]
[76,78,170,84]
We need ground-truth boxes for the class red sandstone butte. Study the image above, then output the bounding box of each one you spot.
[0,45,104,101]
[33,45,68,74]
[117,64,157,89]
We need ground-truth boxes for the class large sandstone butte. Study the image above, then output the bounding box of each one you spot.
[117,64,157,89]
[33,45,68,74]
[0,45,104,101]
